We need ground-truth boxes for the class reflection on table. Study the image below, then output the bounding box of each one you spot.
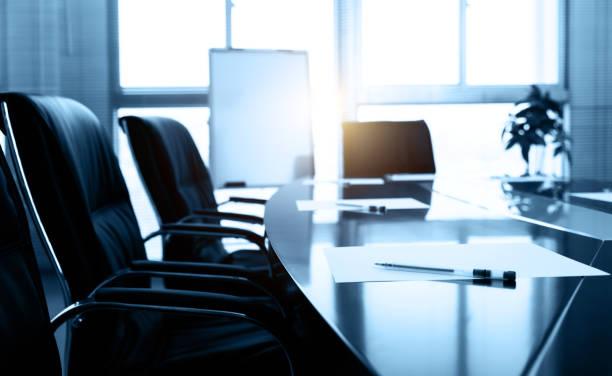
[497,176,612,214]
[431,176,612,241]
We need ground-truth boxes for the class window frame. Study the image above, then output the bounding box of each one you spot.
[109,0,234,114]
[337,0,568,111]
[110,0,568,113]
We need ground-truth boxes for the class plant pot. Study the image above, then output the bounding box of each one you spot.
[521,145,546,176]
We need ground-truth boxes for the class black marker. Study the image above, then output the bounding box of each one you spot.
[336,203,386,213]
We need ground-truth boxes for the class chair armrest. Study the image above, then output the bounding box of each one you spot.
[132,259,255,277]
[176,209,263,225]
[89,268,285,317]
[179,209,264,225]
[92,287,285,330]
[215,195,268,207]
[161,222,266,248]
[144,223,275,278]
[50,299,253,332]
[131,260,272,288]
[144,223,266,251]
[50,290,294,364]
[92,268,272,299]
[228,196,267,205]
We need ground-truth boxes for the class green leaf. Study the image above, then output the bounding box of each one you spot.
[515,85,542,105]
[553,145,572,164]
[544,97,563,117]
[528,133,546,145]
[505,138,518,150]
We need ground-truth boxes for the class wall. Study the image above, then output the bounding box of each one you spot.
[568,0,612,180]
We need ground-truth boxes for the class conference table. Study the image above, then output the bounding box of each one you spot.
[263,176,612,376]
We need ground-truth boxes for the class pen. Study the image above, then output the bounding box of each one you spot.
[373,262,516,281]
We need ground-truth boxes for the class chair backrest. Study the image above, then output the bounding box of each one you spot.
[342,120,436,178]
[119,115,227,262]
[120,115,218,223]
[0,93,147,301]
[0,145,62,375]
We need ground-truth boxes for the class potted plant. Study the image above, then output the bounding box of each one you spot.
[502,85,571,177]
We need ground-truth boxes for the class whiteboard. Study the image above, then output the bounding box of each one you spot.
[209,48,313,187]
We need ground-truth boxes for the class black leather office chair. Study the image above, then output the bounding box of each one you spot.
[342,120,436,178]
[118,115,272,270]
[0,93,283,295]
[0,136,293,375]
[0,147,62,373]
[0,93,302,369]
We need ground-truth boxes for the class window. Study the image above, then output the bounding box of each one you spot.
[361,0,459,86]
[350,0,563,104]
[118,0,225,88]
[465,0,558,85]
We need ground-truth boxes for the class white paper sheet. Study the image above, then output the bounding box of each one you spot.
[296,198,430,211]
[323,243,608,283]
[302,178,385,186]
[570,192,612,203]
[385,173,436,182]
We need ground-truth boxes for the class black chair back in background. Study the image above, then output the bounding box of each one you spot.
[119,115,273,272]
[342,120,436,178]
